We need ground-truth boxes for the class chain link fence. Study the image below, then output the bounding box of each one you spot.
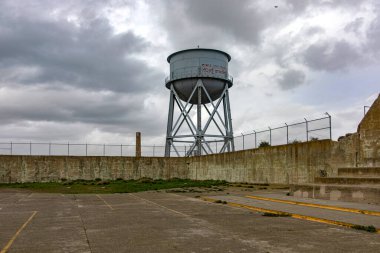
[0,114,331,157]
[233,114,331,151]
[0,142,187,157]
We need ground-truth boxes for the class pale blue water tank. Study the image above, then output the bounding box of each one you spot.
[165,48,233,104]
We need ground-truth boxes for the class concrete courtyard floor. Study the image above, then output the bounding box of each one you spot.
[0,188,379,253]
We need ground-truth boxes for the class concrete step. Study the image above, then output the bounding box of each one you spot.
[315,177,380,185]
[338,167,380,177]
[290,184,380,205]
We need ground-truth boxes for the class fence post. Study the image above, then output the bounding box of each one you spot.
[304,118,308,141]
[68,142,70,156]
[254,130,256,148]
[120,144,123,157]
[136,132,141,157]
[325,112,332,140]
[269,127,272,145]
[241,133,245,150]
[49,142,51,155]
[185,146,187,157]
[103,144,105,156]
[30,141,32,155]
[285,123,288,144]
[86,143,88,156]
[153,145,155,157]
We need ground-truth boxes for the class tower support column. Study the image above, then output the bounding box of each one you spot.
[165,80,234,157]
[164,86,175,157]
[197,82,202,156]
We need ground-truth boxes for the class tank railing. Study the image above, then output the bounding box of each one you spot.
[165,71,233,84]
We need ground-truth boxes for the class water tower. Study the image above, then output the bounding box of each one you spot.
[164,48,235,156]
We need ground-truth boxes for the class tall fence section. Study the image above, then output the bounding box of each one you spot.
[0,114,331,157]
[234,113,331,151]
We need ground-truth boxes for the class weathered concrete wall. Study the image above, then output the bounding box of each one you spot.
[1,139,353,184]
[357,94,380,166]
[322,93,380,170]
[0,156,188,183]
[329,133,360,173]
[188,140,337,184]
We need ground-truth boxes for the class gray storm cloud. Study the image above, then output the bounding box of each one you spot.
[0,0,378,144]
[303,41,361,71]
[0,0,167,142]
[277,69,306,90]
[0,15,160,93]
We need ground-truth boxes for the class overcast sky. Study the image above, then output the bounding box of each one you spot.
[0,0,379,146]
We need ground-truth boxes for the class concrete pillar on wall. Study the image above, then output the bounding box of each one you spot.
[136,132,141,157]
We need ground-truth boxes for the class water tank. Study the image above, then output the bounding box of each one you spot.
[165,48,233,104]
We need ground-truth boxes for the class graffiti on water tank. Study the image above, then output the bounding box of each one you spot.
[201,64,226,75]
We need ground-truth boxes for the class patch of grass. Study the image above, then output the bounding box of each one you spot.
[262,212,291,217]
[0,179,227,194]
[351,225,377,233]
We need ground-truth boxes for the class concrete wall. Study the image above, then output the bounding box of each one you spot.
[357,94,380,166]
[0,140,352,184]
[0,156,188,183]
[1,95,378,184]
[189,140,337,184]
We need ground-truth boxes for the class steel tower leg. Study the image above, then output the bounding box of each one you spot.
[222,91,230,152]
[225,88,235,152]
[164,86,175,157]
[197,82,202,156]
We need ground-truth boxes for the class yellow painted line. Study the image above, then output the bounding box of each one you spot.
[245,195,380,217]
[96,195,114,210]
[201,197,380,234]
[1,211,38,253]
[130,194,188,217]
